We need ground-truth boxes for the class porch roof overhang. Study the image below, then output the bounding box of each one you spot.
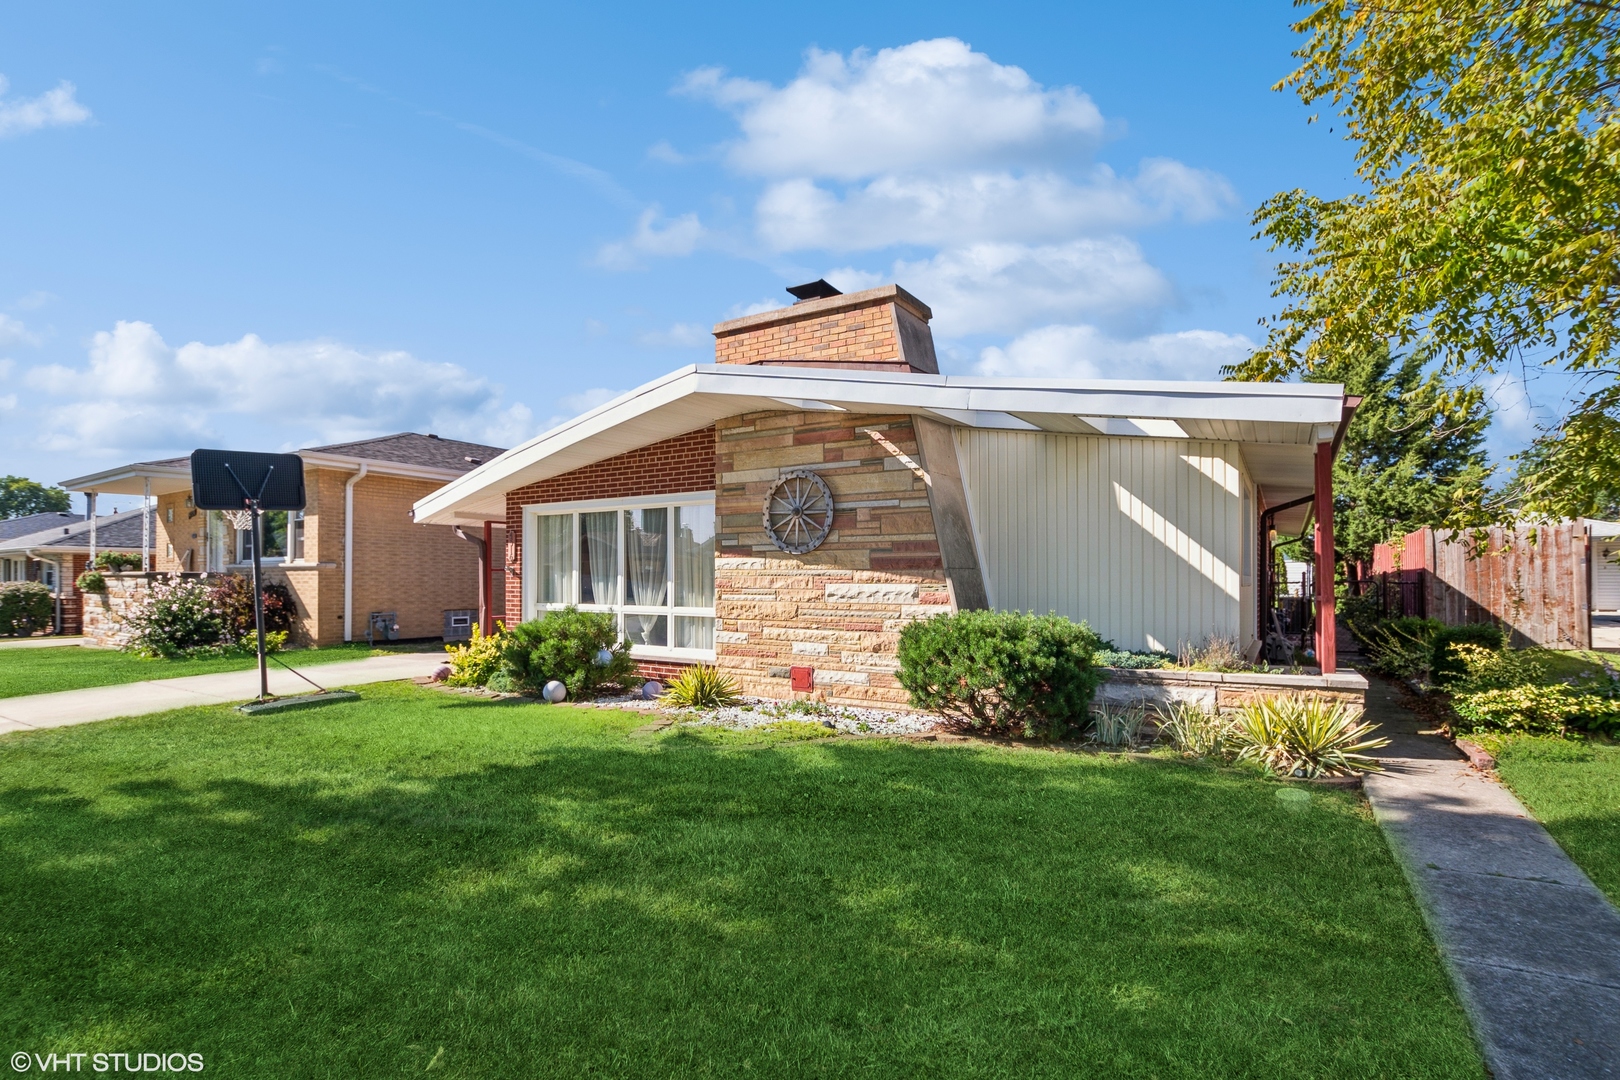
[61,453,467,498]
[414,364,1348,526]
[59,461,193,497]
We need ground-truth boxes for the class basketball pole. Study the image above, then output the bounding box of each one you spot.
[250,500,268,701]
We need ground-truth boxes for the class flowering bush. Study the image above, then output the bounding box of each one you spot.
[124,575,295,657]
[126,578,225,657]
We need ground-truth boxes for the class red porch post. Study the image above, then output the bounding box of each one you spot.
[1314,441,1337,674]
[478,520,493,637]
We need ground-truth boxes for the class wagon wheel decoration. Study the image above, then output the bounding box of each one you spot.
[762,469,834,555]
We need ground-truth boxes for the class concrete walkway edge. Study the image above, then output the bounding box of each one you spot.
[1362,678,1620,1079]
[0,653,445,734]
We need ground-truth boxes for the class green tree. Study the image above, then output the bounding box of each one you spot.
[1233,0,1620,522]
[1310,348,1492,565]
[0,476,72,519]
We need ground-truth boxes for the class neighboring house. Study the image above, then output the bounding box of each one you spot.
[0,508,153,634]
[61,433,507,645]
[414,282,1354,708]
[1593,520,1620,616]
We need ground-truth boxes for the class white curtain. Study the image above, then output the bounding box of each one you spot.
[625,508,667,641]
[580,511,619,605]
[674,504,715,608]
[537,514,572,604]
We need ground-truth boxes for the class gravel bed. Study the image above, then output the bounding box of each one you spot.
[685,697,944,736]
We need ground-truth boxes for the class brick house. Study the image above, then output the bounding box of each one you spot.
[0,508,153,634]
[414,282,1355,706]
[61,433,507,645]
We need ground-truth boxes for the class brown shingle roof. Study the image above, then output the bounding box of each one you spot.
[299,432,507,472]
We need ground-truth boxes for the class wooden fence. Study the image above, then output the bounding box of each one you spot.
[1368,523,1592,649]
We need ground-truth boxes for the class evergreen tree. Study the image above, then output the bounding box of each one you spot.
[1307,349,1491,565]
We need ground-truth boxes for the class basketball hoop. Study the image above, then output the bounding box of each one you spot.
[220,509,253,532]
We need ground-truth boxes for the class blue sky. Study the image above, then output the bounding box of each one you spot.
[0,1,1550,509]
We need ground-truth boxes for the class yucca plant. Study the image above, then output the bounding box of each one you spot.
[660,665,743,709]
[1089,702,1148,747]
[1154,700,1232,759]
[1229,696,1390,778]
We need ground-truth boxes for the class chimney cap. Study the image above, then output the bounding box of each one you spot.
[786,279,842,302]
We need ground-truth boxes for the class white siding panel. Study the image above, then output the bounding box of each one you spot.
[959,430,1244,652]
[1596,541,1620,612]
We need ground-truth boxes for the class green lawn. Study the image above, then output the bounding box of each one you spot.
[0,642,410,698]
[0,684,1481,1078]
[1490,736,1620,905]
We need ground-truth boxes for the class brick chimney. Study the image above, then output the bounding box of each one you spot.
[711,283,938,374]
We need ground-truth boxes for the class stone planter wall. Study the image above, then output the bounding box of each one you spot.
[81,572,209,650]
[1095,667,1368,713]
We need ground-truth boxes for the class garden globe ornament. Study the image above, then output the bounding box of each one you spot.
[542,680,567,703]
[594,647,614,667]
[641,680,662,700]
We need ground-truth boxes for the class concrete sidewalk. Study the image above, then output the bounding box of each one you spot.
[0,652,445,735]
[1362,678,1620,1079]
[0,636,86,650]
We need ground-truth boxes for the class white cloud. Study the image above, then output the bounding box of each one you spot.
[977,324,1254,382]
[841,239,1171,336]
[637,322,708,348]
[755,162,1235,252]
[681,39,1103,180]
[723,297,788,319]
[0,75,91,138]
[14,290,54,311]
[0,314,38,347]
[595,205,706,269]
[646,140,688,164]
[23,321,535,454]
[543,387,623,430]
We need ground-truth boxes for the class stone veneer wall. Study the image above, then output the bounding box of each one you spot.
[714,410,952,708]
[502,427,718,623]
[1095,668,1369,713]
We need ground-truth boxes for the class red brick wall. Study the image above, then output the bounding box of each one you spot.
[710,285,935,374]
[502,426,717,620]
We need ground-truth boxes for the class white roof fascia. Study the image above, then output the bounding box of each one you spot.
[295,452,466,484]
[59,462,192,496]
[413,364,1347,526]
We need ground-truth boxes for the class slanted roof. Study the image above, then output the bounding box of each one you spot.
[61,433,510,496]
[0,507,154,555]
[0,512,79,542]
[413,364,1348,526]
[299,432,506,471]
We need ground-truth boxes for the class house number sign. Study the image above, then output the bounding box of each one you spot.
[762,469,834,554]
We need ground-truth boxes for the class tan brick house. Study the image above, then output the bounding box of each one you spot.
[62,433,507,645]
[415,282,1356,706]
[0,507,153,634]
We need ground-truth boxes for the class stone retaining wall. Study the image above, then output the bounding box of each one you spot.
[1095,667,1368,713]
[81,572,209,650]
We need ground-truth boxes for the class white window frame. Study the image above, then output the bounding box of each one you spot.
[522,491,717,662]
[233,510,300,566]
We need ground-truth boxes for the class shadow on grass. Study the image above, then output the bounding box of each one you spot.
[0,697,1484,1080]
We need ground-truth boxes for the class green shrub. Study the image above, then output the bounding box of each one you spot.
[500,607,635,699]
[76,570,108,594]
[0,581,53,637]
[1452,683,1620,737]
[1431,623,1506,685]
[660,665,742,709]
[1446,643,1550,693]
[1177,635,1250,672]
[1093,647,1172,670]
[92,552,142,571]
[1358,616,1443,678]
[1229,695,1390,778]
[895,610,1103,739]
[444,623,504,687]
[208,575,296,642]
